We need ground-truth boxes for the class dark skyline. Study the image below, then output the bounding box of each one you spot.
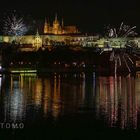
[0,0,139,34]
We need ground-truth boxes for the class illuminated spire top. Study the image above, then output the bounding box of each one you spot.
[36,29,39,37]
[54,13,59,24]
[45,18,50,26]
[55,13,58,22]
[62,18,64,27]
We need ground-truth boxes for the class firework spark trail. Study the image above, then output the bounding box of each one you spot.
[118,22,123,35]
[106,22,137,38]
[123,55,131,72]
[3,14,28,36]
[115,58,117,76]
[118,55,121,66]
[117,54,122,66]
[126,54,134,64]
[124,26,136,37]
[114,28,117,37]
[123,26,136,37]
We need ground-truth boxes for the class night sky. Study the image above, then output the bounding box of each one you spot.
[0,0,139,34]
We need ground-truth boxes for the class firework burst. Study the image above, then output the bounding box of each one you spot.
[3,14,28,36]
[105,22,137,38]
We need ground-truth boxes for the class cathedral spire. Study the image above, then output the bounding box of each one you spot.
[55,13,58,22]
[44,17,50,34]
[36,28,39,36]
[62,18,64,27]
[44,17,47,26]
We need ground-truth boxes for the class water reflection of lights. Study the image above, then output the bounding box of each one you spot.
[96,76,138,129]
[4,75,25,122]
[9,89,24,121]
[1,73,140,129]
[79,73,85,103]
[34,79,43,107]
[51,74,61,118]
[0,74,2,91]
[136,72,140,78]
[43,79,51,115]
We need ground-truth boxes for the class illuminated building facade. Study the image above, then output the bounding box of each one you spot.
[32,30,42,50]
[44,14,79,35]
[0,35,140,52]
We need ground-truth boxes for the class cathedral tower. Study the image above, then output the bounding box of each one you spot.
[44,18,50,34]
[52,14,61,34]
[43,14,79,35]
[33,29,42,50]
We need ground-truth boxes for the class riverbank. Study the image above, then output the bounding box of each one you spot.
[1,47,140,75]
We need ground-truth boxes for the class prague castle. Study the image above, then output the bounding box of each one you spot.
[44,14,79,35]
[0,14,139,52]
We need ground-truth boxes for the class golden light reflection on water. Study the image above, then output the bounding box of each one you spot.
[34,79,43,106]
[1,74,69,120]
[1,73,140,129]
[96,76,139,129]
[43,79,51,115]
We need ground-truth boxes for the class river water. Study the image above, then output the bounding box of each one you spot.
[0,72,140,139]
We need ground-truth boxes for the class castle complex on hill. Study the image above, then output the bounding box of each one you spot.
[0,14,140,51]
[44,14,79,35]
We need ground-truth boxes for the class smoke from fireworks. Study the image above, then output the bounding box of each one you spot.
[3,14,28,36]
[106,22,137,38]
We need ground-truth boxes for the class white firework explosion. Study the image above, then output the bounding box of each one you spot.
[3,14,28,36]
[106,22,137,38]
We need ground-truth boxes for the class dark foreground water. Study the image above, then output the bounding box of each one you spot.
[0,72,140,139]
